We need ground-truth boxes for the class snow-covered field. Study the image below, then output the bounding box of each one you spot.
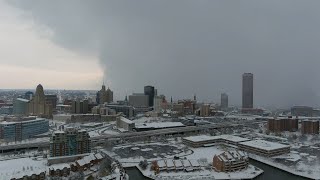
[104,139,263,180]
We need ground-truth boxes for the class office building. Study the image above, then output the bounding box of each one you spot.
[301,120,319,134]
[242,73,253,109]
[220,93,228,110]
[176,99,196,115]
[50,128,91,157]
[129,93,149,108]
[200,104,210,117]
[116,117,135,132]
[144,86,155,107]
[96,84,113,104]
[213,150,249,172]
[0,117,49,141]
[45,95,58,109]
[13,98,29,115]
[183,135,249,148]
[105,103,134,119]
[238,140,290,157]
[71,100,89,114]
[28,84,54,118]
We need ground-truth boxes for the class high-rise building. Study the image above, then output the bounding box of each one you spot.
[50,128,91,157]
[242,73,253,109]
[144,86,155,107]
[71,100,89,114]
[28,84,53,118]
[221,93,228,110]
[96,84,113,104]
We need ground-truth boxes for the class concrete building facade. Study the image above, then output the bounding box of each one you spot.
[242,73,253,109]
[50,128,91,157]
[13,98,29,115]
[129,93,149,108]
[28,84,54,118]
[71,100,89,114]
[220,93,228,110]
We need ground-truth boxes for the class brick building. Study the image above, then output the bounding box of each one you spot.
[301,120,319,134]
[213,150,249,172]
[268,118,299,132]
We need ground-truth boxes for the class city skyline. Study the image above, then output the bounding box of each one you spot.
[1,1,320,107]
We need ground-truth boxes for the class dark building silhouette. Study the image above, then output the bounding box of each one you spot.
[144,86,155,107]
[221,93,228,110]
[242,73,253,109]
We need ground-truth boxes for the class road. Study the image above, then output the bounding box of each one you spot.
[0,121,263,152]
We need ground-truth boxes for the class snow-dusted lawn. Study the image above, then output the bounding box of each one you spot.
[139,164,263,180]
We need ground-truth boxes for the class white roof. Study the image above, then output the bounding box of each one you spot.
[181,160,191,167]
[189,159,200,167]
[166,160,175,168]
[16,98,29,102]
[219,135,250,142]
[94,153,103,160]
[183,135,220,142]
[239,140,290,151]
[174,160,183,167]
[135,122,185,129]
[158,160,166,168]
[183,135,249,143]
[120,117,134,124]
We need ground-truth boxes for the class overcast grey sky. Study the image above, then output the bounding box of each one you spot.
[3,0,320,108]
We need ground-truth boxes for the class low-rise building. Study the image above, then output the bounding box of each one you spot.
[182,135,249,148]
[238,140,290,157]
[116,117,135,132]
[0,117,49,141]
[213,150,249,172]
[13,98,29,115]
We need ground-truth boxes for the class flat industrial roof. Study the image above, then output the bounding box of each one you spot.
[183,135,249,143]
[239,140,290,151]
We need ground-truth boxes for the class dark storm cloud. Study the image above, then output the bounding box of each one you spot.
[9,0,320,108]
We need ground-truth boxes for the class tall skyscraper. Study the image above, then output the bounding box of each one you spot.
[221,93,228,110]
[144,86,155,107]
[242,73,253,109]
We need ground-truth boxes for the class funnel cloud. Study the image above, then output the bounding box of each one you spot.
[9,0,320,108]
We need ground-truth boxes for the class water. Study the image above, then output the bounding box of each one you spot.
[250,160,311,180]
[125,160,312,180]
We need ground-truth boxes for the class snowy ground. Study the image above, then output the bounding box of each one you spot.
[104,139,263,180]
[139,164,263,180]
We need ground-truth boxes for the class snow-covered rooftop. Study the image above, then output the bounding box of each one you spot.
[183,135,249,143]
[135,122,185,129]
[239,140,290,151]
